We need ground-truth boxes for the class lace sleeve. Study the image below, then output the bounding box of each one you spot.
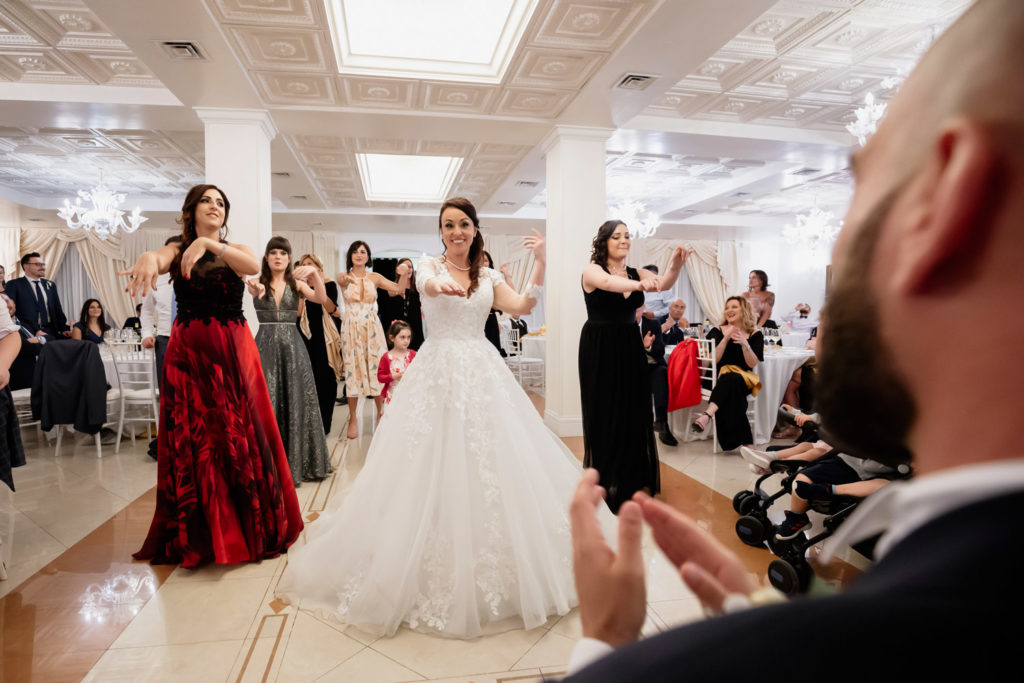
[481,267,506,289]
[417,256,443,295]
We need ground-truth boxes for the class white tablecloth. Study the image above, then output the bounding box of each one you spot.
[520,335,546,363]
[781,331,811,348]
[669,348,813,446]
[99,346,155,390]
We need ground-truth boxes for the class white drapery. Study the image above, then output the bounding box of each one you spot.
[19,227,135,326]
[0,226,19,278]
[629,238,738,325]
[52,243,101,326]
[483,233,543,328]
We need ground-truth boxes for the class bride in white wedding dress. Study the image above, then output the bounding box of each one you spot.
[277,197,591,638]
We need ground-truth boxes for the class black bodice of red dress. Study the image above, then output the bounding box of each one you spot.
[173,252,245,326]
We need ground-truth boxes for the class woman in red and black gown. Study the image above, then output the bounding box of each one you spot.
[124,184,303,568]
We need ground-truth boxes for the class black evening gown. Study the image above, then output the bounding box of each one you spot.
[387,289,424,351]
[578,266,659,513]
[298,280,339,434]
[705,327,764,450]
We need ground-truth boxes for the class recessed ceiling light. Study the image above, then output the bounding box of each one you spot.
[498,201,517,206]
[515,180,539,188]
[355,153,463,203]
[325,0,539,83]
[289,195,308,200]
[272,172,291,178]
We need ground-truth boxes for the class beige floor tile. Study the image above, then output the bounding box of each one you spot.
[370,625,546,680]
[548,610,581,641]
[424,669,545,683]
[111,577,273,647]
[275,611,366,681]
[314,647,425,683]
[164,553,286,583]
[82,639,243,682]
[512,629,577,670]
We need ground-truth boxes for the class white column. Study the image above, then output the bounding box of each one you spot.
[194,108,276,331]
[541,125,612,437]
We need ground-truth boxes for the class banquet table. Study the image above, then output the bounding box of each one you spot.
[99,345,155,390]
[520,334,546,364]
[781,331,811,348]
[668,346,814,446]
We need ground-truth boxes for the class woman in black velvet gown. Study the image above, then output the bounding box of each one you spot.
[296,253,341,434]
[578,220,689,512]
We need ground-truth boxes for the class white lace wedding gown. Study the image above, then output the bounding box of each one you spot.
[277,257,583,638]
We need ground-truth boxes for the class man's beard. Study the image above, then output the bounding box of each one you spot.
[817,189,915,469]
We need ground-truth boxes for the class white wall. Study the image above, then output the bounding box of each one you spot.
[735,229,829,323]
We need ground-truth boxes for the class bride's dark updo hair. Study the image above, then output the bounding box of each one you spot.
[438,197,485,296]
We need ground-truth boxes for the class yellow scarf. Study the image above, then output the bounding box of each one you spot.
[719,364,762,396]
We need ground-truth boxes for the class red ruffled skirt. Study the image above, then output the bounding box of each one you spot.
[134,318,303,568]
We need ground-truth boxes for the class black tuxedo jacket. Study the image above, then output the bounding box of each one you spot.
[5,276,68,336]
[639,317,666,367]
[563,490,1024,681]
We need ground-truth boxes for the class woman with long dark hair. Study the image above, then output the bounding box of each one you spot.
[246,236,331,483]
[295,253,342,433]
[279,197,601,639]
[384,256,424,350]
[743,269,776,328]
[71,298,110,343]
[122,184,302,568]
[579,220,690,512]
[336,240,410,439]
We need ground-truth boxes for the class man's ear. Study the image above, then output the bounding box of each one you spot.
[890,119,1002,295]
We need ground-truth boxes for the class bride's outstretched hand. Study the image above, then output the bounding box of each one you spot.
[523,230,545,264]
[437,281,465,297]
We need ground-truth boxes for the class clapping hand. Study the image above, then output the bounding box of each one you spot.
[633,492,756,612]
[523,229,545,263]
[570,469,647,647]
[729,329,750,347]
[643,331,655,350]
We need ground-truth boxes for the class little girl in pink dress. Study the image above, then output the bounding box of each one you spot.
[377,320,416,407]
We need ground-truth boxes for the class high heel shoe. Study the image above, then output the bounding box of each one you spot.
[691,412,711,433]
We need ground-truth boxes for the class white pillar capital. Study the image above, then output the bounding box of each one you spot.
[193,107,278,141]
[540,125,614,155]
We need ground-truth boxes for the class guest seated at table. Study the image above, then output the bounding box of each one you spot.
[781,303,819,333]
[661,299,690,345]
[122,303,143,331]
[691,296,763,451]
[71,299,109,344]
[637,305,676,447]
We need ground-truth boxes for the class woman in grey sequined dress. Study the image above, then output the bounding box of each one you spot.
[248,237,331,484]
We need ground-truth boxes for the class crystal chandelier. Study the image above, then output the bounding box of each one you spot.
[611,200,661,239]
[845,92,888,146]
[782,207,841,254]
[58,178,148,239]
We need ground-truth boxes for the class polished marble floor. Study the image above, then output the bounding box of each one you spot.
[0,397,858,683]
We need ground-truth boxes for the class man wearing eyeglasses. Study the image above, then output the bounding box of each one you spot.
[5,252,70,339]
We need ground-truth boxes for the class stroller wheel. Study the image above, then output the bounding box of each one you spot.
[732,490,754,514]
[768,559,813,595]
[735,515,767,547]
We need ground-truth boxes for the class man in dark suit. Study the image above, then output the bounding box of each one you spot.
[5,253,69,338]
[4,296,45,391]
[636,305,676,447]
[660,299,690,345]
[564,2,1024,677]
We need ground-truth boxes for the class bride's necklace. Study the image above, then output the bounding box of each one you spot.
[444,257,470,272]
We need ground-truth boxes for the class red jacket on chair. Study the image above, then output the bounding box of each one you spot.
[667,339,701,411]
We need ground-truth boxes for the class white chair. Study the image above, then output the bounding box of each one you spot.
[10,387,42,444]
[693,339,757,452]
[502,327,544,392]
[106,342,158,453]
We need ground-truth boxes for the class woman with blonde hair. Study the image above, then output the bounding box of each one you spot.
[691,295,764,451]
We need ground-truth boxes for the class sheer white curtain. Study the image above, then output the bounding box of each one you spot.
[20,227,135,325]
[630,238,737,325]
[482,234,543,329]
[52,243,101,328]
[0,226,19,279]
